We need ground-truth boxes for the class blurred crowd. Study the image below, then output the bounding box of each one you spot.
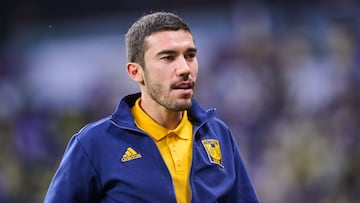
[1,1,360,203]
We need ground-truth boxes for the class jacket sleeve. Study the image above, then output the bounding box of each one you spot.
[227,131,259,203]
[44,135,101,203]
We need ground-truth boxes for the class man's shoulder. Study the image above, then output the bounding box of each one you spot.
[207,116,229,130]
[75,116,112,143]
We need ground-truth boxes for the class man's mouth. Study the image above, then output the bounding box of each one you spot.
[172,81,194,90]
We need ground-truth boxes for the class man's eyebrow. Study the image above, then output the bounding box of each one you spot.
[156,50,177,56]
[186,48,197,53]
[156,48,197,56]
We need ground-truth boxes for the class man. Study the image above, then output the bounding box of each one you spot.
[44,11,259,203]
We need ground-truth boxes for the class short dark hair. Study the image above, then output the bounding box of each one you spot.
[125,12,191,67]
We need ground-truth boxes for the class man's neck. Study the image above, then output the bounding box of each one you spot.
[139,99,183,130]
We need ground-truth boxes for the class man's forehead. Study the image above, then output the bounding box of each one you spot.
[145,30,195,50]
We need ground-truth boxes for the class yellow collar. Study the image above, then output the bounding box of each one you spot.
[131,98,191,141]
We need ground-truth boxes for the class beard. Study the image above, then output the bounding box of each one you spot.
[145,77,195,112]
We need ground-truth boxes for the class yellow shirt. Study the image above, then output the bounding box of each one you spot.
[131,98,193,203]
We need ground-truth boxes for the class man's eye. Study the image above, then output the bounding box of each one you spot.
[185,53,196,60]
[161,56,174,61]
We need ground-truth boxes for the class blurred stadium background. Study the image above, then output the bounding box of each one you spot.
[1,0,360,202]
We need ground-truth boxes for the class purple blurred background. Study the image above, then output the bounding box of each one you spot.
[1,0,360,202]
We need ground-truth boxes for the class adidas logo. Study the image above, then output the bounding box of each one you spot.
[121,147,142,162]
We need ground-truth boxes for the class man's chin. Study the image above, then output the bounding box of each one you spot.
[171,100,192,111]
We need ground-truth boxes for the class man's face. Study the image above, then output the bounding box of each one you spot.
[142,30,198,111]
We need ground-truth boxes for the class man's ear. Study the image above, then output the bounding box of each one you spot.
[126,62,144,83]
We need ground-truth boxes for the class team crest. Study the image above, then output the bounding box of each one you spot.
[201,139,223,168]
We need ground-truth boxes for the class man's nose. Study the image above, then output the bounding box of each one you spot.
[176,56,191,76]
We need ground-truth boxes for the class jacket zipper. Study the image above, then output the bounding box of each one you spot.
[189,115,212,203]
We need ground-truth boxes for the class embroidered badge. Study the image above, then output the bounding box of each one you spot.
[201,139,223,168]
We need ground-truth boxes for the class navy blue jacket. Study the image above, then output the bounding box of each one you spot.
[44,93,259,203]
